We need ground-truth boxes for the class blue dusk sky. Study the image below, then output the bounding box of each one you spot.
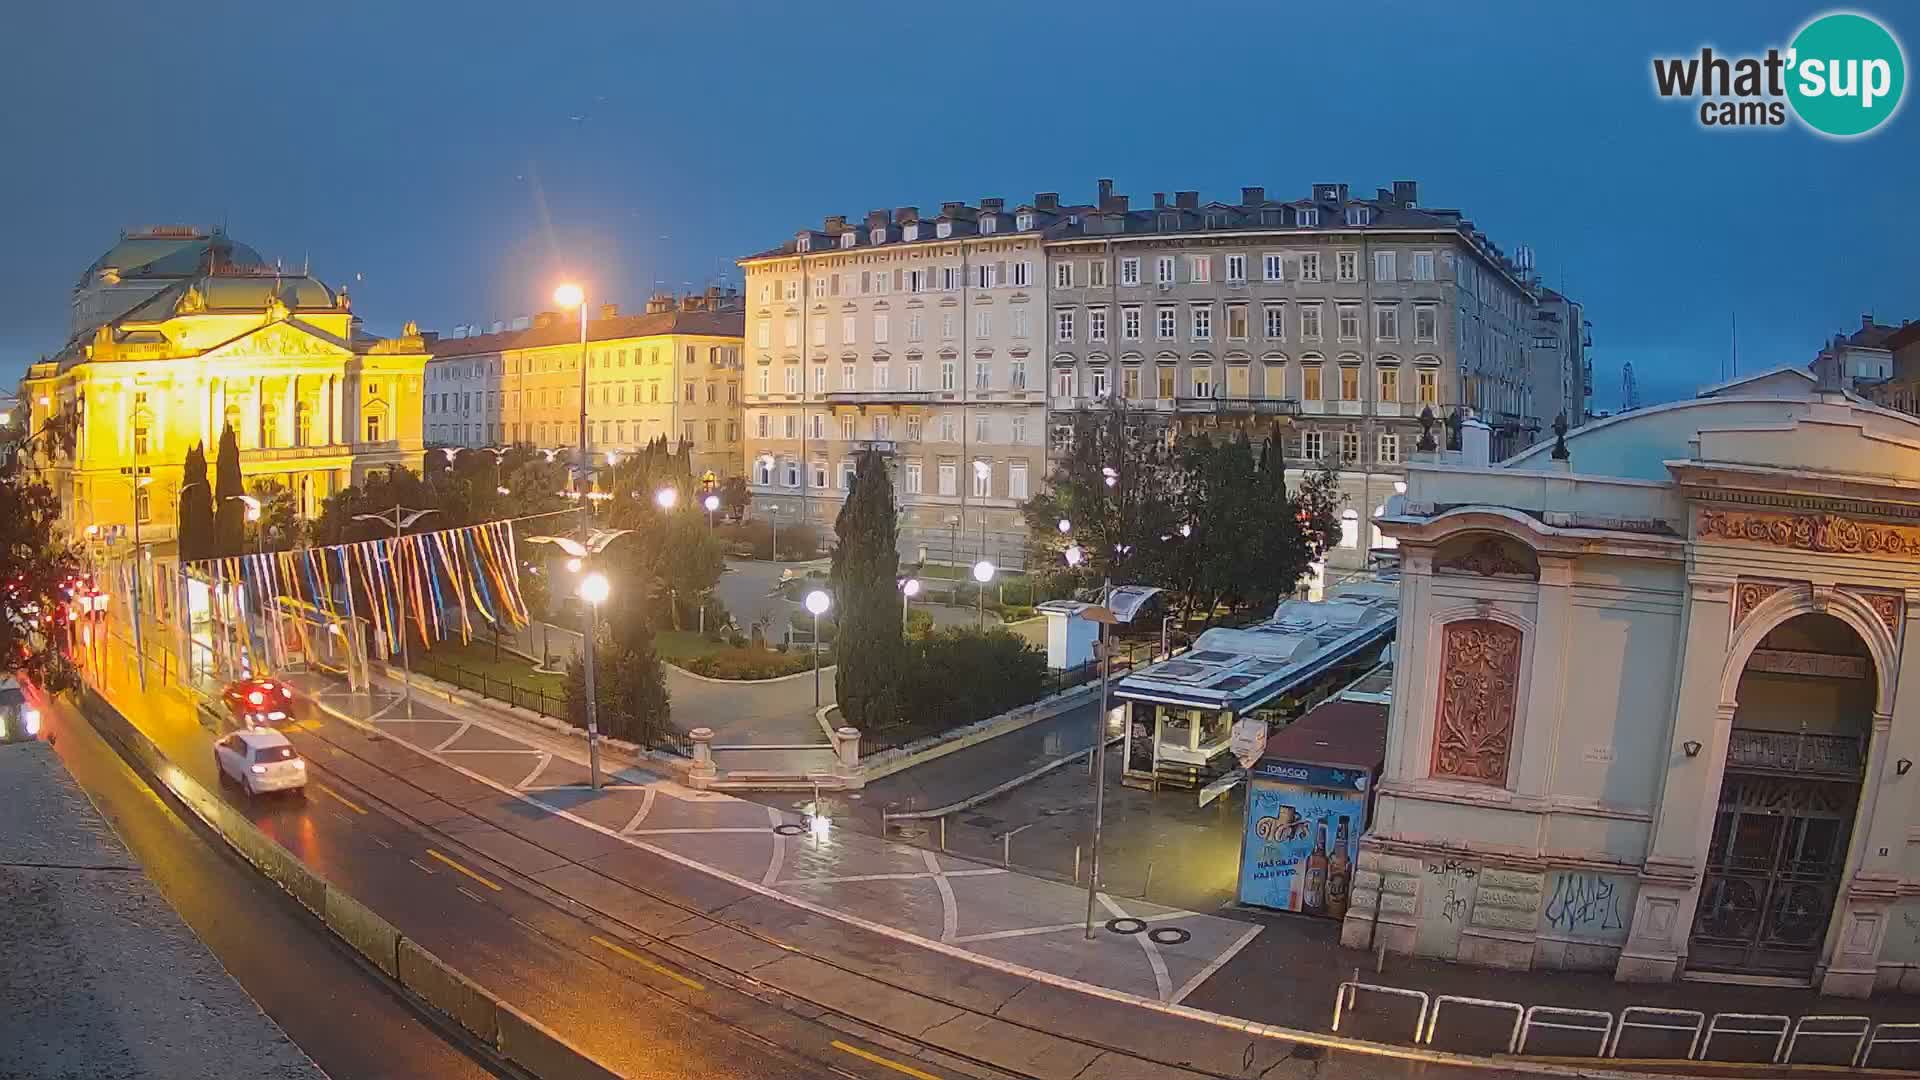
[1,0,1914,410]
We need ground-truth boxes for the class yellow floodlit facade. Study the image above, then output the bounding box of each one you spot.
[20,226,427,553]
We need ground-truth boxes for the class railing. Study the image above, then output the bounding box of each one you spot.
[416,653,566,721]
[1726,730,1864,777]
[1174,396,1301,416]
[824,390,936,405]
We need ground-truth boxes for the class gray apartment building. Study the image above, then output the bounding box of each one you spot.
[741,179,1582,574]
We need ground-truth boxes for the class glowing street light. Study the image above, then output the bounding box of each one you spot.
[702,492,720,530]
[654,487,678,511]
[525,528,632,790]
[1058,518,1072,534]
[578,571,610,606]
[1064,544,1084,567]
[553,283,584,309]
[900,576,921,626]
[804,589,832,707]
[971,560,995,629]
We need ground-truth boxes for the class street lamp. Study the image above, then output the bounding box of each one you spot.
[553,282,591,510]
[804,589,831,707]
[524,528,632,789]
[703,492,720,531]
[972,559,995,629]
[654,486,678,511]
[352,504,438,720]
[900,577,920,628]
[1060,515,1116,939]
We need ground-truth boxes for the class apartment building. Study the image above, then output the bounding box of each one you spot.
[1046,179,1566,572]
[426,290,745,481]
[1528,287,1593,426]
[738,204,1048,568]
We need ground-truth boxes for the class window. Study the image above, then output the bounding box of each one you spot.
[1091,367,1110,398]
[365,413,382,442]
[757,414,770,438]
[1263,253,1284,281]
[1122,306,1141,341]
[1336,251,1358,282]
[1157,365,1176,398]
[1153,256,1175,284]
[906,415,923,442]
[975,415,991,445]
[1016,212,1033,230]
[812,459,827,489]
[784,414,798,438]
[1301,304,1323,341]
[685,381,697,402]
[907,268,926,293]
[1156,307,1176,340]
[941,312,956,340]
[941,361,956,390]
[1303,429,1324,460]
[838,461,855,490]
[1012,307,1030,339]
[907,362,922,390]
[1192,367,1214,398]
[840,415,855,441]
[134,484,150,524]
[975,263,998,289]
[979,217,998,235]
[1191,306,1211,341]
[1227,305,1248,340]
[1303,365,1323,401]
[1339,507,1360,547]
[785,367,801,394]
[1263,304,1286,340]
[1010,360,1027,389]
[1089,260,1106,287]
[757,321,771,348]
[783,280,799,301]
[905,461,923,493]
[1120,257,1140,286]
[842,363,856,390]
[1340,432,1360,464]
[1339,366,1360,401]
[873,315,889,343]
[784,457,801,487]
[1056,309,1075,343]
[939,463,957,495]
[1345,206,1372,226]
[1414,305,1438,343]
[1225,254,1245,283]
[1418,368,1439,404]
[1378,432,1400,464]
[1337,305,1360,342]
[1412,251,1436,281]
[811,320,827,346]
[1121,367,1141,399]
[874,362,890,389]
[1054,368,1075,398]
[813,365,827,394]
[1011,261,1030,288]
[1379,367,1399,402]
[975,310,991,339]
[1187,255,1211,283]
[1089,308,1107,343]
[975,361,991,390]
[1374,250,1396,282]
[1298,207,1320,227]
[1009,462,1029,499]
[972,460,991,497]
[841,315,856,343]
[1375,305,1400,342]
[1299,252,1321,282]
[784,317,799,347]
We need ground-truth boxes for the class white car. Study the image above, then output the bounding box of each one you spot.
[213,728,307,797]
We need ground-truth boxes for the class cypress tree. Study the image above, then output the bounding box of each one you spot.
[831,449,907,729]
[213,424,245,556]
[178,442,215,562]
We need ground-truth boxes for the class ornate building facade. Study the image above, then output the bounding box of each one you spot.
[20,226,428,556]
[1347,366,1920,996]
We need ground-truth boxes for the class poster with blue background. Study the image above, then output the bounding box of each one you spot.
[1238,777,1366,912]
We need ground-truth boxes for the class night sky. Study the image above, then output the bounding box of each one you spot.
[2,1,1913,410]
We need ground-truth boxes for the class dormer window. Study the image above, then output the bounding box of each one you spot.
[1298,208,1321,227]
[936,221,953,239]
[904,223,920,242]
[870,228,886,245]
[839,231,857,249]
[1157,213,1178,230]
[1260,209,1282,225]
[1345,206,1372,226]
[1204,213,1226,228]
[797,235,812,252]
[1016,212,1033,230]
[980,216,997,235]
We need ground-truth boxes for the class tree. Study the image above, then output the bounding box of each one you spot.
[564,548,674,748]
[831,450,907,729]
[718,475,752,520]
[177,442,214,562]
[1021,398,1179,591]
[899,628,1047,731]
[213,424,245,556]
[0,413,83,691]
[246,478,302,552]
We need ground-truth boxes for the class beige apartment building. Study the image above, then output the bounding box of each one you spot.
[426,291,744,482]
[739,205,1048,568]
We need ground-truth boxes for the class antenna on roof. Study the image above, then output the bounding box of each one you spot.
[1730,310,1738,380]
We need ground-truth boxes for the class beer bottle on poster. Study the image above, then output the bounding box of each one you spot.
[1303,820,1329,916]
[1327,816,1352,920]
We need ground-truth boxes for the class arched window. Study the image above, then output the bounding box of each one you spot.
[259,403,278,449]
[298,475,314,517]
[222,403,241,440]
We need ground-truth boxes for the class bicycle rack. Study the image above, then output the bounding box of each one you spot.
[1422,994,1525,1054]
[1519,1005,1613,1058]
[1607,1006,1706,1060]
[1783,1015,1870,1065]
[1859,1022,1920,1069]
[1331,981,1430,1041]
[1700,1012,1791,1063]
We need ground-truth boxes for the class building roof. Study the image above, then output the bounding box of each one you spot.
[79,227,269,288]
[428,307,743,359]
[1256,698,1389,774]
[1115,581,1397,712]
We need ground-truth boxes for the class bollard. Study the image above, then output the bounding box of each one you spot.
[1143,861,1154,898]
[688,726,717,789]
[831,726,863,788]
[939,815,947,851]
[1074,845,1081,883]
[1003,833,1010,867]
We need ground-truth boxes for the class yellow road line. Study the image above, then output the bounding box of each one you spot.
[424,848,501,891]
[589,934,705,991]
[830,1041,943,1080]
[313,783,366,815]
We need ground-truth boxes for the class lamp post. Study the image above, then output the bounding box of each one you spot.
[900,577,920,629]
[352,504,438,720]
[1063,523,1113,939]
[804,589,831,708]
[554,283,590,504]
[226,494,274,669]
[117,469,154,689]
[654,486,677,511]
[971,560,995,630]
[703,493,720,531]
[578,569,611,789]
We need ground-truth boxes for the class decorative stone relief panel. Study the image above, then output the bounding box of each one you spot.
[1732,579,1790,632]
[1470,868,1546,932]
[1434,535,1540,580]
[1842,587,1902,642]
[1431,619,1524,786]
[1699,509,1920,560]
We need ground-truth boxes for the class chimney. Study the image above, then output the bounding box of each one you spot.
[1393,180,1418,206]
[866,208,891,228]
[645,293,673,315]
[895,206,919,224]
[598,303,619,320]
[824,214,847,234]
[1241,186,1265,206]
[1097,178,1113,207]
[1175,191,1198,209]
[1110,195,1129,213]
[1153,192,1166,210]
[533,311,558,330]
[1864,313,1877,331]
[980,197,1004,213]
[1035,192,1059,211]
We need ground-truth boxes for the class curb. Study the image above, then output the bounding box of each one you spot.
[858,681,1104,785]
[664,660,836,686]
[72,682,624,1080]
[886,735,1124,821]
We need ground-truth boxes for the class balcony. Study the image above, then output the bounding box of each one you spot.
[1726,730,1865,779]
[1173,397,1300,416]
[847,439,897,456]
[825,390,936,406]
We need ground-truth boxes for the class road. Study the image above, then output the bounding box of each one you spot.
[39,689,501,1080]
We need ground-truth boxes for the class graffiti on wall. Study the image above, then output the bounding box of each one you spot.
[1540,870,1635,943]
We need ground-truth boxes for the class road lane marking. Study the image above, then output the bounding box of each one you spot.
[409,858,436,875]
[1171,924,1260,1005]
[457,886,487,904]
[830,1041,943,1080]
[589,934,706,992]
[314,783,366,815]
[369,835,392,849]
[426,848,502,891]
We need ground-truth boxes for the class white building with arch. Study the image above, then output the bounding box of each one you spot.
[1347,367,1920,996]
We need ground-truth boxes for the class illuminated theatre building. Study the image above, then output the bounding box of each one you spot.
[20,225,427,604]
[1347,368,1920,996]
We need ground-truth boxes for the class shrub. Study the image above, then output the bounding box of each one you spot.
[1001,604,1038,622]
[892,628,1047,732]
[679,645,824,680]
[904,608,934,638]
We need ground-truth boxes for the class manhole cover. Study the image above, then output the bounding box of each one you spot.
[772,823,805,836]
[1148,927,1191,946]
[961,814,999,829]
[1105,917,1147,935]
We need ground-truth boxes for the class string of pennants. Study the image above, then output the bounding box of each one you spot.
[187,519,532,658]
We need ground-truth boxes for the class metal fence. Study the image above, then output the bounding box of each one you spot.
[415,653,567,721]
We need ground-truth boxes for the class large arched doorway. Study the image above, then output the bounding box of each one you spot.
[1689,613,1873,978]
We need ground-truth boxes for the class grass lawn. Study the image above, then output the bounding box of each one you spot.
[654,629,729,662]
[421,638,564,696]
